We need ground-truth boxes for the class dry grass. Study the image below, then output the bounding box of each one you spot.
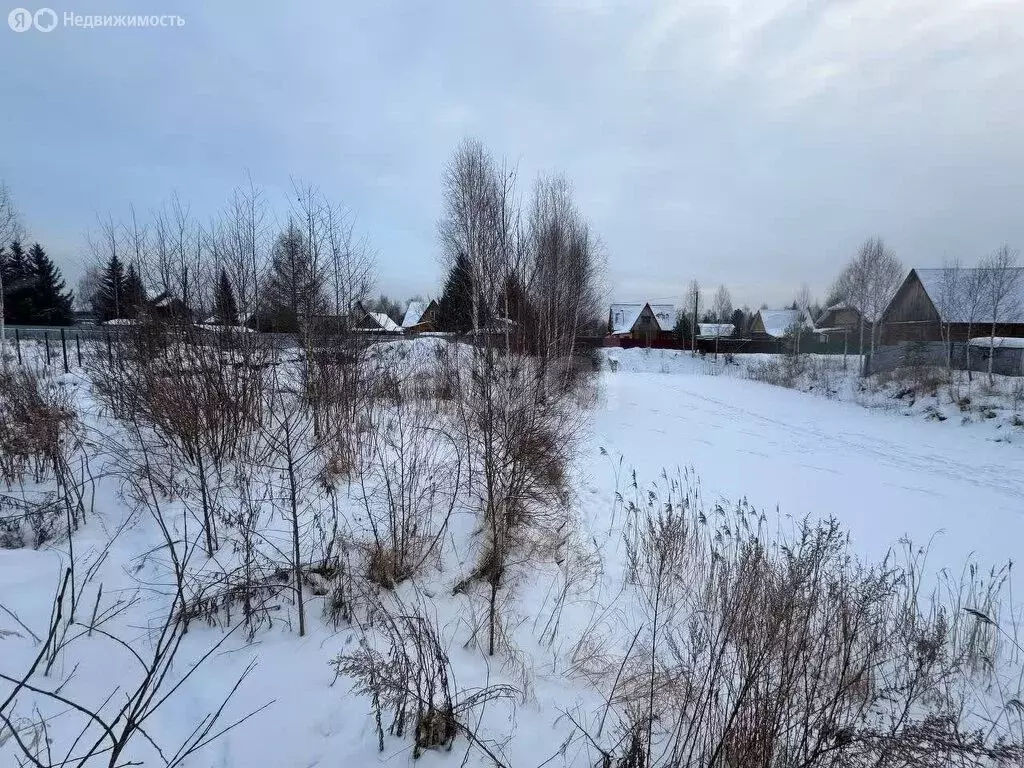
[573,468,1023,768]
[0,367,77,486]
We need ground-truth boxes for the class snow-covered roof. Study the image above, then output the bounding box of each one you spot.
[816,303,856,322]
[401,301,430,328]
[402,301,426,328]
[366,312,402,333]
[756,309,807,338]
[698,323,734,338]
[914,268,1024,324]
[968,336,1024,349]
[609,303,676,334]
[102,318,139,326]
[196,323,255,334]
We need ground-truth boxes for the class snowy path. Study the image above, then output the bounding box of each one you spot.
[591,372,1024,570]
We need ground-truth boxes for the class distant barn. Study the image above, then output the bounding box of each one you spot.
[880,268,1024,344]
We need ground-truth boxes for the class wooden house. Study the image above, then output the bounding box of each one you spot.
[879,268,1024,344]
[608,303,676,343]
[401,299,439,333]
[148,291,191,323]
[750,309,806,339]
[354,301,403,334]
[814,304,868,344]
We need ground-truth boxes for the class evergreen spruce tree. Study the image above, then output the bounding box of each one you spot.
[436,252,476,333]
[214,267,239,325]
[27,243,74,325]
[1,241,35,324]
[730,308,746,338]
[674,311,692,344]
[94,253,126,321]
[263,220,325,332]
[123,263,146,318]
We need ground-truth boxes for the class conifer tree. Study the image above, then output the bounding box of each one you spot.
[94,253,126,321]
[1,240,35,324]
[263,220,325,332]
[214,267,239,325]
[123,263,146,318]
[27,243,74,325]
[436,251,478,333]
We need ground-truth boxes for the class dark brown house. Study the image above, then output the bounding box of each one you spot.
[879,267,1024,344]
[608,302,676,343]
[148,291,191,322]
[401,299,439,333]
[815,304,863,332]
[814,304,869,344]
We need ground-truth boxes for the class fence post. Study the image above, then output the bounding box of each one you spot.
[75,333,82,367]
[44,332,51,366]
[60,328,69,373]
[106,331,113,366]
[14,328,21,366]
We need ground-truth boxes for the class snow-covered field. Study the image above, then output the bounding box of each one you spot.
[2,340,1022,767]
[597,348,1024,569]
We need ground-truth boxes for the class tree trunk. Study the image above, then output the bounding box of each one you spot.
[858,317,866,376]
[196,451,215,557]
[0,271,6,375]
[288,458,305,637]
[989,321,997,385]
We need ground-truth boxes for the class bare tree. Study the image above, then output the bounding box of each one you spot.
[961,265,987,385]
[685,280,701,353]
[438,138,511,337]
[936,259,963,374]
[792,283,814,356]
[979,245,1022,385]
[712,285,731,360]
[219,173,271,326]
[261,369,324,637]
[833,237,903,375]
[527,173,604,361]
[0,182,25,373]
[323,198,374,322]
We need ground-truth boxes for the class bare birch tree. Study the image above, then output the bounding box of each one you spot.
[936,259,963,374]
[792,283,814,356]
[205,174,273,329]
[712,284,732,360]
[961,265,987,386]
[833,237,903,375]
[979,245,1022,385]
[528,173,604,363]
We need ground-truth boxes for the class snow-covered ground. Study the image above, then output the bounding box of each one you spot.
[2,340,1022,766]
[595,355,1024,569]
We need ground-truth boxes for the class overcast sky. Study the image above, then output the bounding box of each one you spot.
[2,0,1023,309]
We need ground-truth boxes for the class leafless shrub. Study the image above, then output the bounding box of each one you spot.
[0,367,77,487]
[443,348,582,656]
[301,333,379,482]
[88,324,271,556]
[332,597,518,761]
[746,356,803,388]
[0,450,270,767]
